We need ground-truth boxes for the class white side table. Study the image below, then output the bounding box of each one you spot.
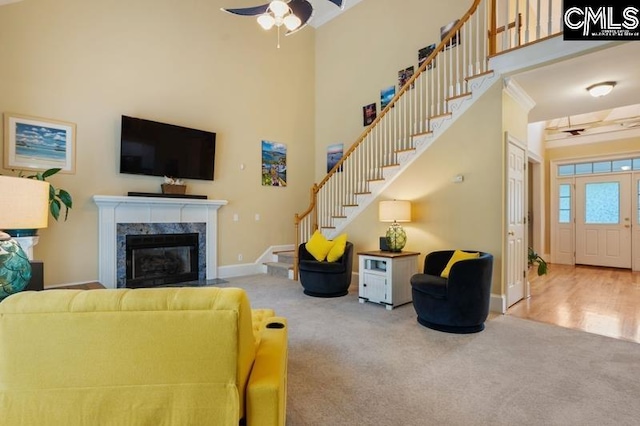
[358,250,420,310]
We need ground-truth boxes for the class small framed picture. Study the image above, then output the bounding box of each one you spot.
[3,113,76,173]
[380,86,396,110]
[441,19,461,49]
[398,66,415,89]
[418,43,436,69]
[362,103,377,126]
[327,143,344,173]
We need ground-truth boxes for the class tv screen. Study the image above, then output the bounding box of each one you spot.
[119,115,216,181]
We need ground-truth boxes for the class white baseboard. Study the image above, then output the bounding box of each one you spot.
[490,293,507,314]
[218,244,296,279]
[217,263,264,279]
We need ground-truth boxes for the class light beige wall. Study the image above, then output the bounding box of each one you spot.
[314,0,469,182]
[543,137,640,253]
[0,0,315,285]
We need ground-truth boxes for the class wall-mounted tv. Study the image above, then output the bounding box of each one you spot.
[119,115,216,181]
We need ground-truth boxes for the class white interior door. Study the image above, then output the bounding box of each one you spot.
[575,174,632,268]
[507,142,526,307]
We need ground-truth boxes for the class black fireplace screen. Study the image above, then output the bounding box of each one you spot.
[125,233,199,288]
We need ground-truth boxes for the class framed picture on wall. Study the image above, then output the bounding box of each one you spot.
[3,113,76,173]
[327,143,344,173]
[363,102,377,126]
[418,43,436,69]
[398,66,415,89]
[440,19,461,49]
[380,86,395,110]
[261,140,287,187]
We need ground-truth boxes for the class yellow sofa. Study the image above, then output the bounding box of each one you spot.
[0,287,287,426]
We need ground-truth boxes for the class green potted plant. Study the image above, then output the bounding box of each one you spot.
[24,168,73,222]
[3,168,73,236]
[528,247,548,276]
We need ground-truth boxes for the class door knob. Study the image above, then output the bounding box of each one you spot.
[508,231,515,236]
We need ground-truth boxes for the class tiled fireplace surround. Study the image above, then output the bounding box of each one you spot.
[93,195,227,289]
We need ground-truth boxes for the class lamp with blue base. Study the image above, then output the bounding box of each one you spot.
[0,176,50,300]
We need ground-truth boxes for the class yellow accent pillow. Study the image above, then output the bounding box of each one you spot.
[440,250,479,278]
[326,233,348,262]
[305,230,335,261]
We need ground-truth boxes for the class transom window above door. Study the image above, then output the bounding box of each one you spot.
[558,157,640,176]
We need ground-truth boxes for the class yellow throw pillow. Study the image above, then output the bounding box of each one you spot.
[326,233,348,262]
[440,250,479,278]
[305,230,335,261]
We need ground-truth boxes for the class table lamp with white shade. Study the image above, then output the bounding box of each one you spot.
[379,200,411,252]
[0,176,50,300]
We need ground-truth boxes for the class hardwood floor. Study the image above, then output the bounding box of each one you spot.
[508,264,640,344]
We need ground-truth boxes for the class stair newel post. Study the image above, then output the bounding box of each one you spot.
[294,212,300,280]
[311,184,319,234]
[489,0,497,56]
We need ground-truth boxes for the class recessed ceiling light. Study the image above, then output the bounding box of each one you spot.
[587,81,616,98]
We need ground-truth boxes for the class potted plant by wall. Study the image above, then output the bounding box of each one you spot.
[528,247,548,276]
[3,168,73,236]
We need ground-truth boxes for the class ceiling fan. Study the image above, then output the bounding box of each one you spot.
[546,116,593,136]
[222,0,345,37]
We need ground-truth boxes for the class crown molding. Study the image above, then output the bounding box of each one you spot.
[503,77,536,112]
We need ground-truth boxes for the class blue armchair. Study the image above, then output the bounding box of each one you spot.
[410,250,494,333]
[298,242,354,297]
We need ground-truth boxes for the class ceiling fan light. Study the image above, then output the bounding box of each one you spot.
[284,13,301,30]
[587,81,616,98]
[257,13,275,30]
[269,1,289,18]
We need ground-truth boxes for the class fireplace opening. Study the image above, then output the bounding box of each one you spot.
[126,233,199,288]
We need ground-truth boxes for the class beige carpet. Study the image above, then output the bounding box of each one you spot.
[221,274,640,426]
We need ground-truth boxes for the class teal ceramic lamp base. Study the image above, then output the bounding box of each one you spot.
[385,222,407,252]
[0,232,32,300]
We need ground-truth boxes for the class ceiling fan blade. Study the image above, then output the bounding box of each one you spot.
[221,3,270,17]
[286,0,313,35]
[327,0,345,8]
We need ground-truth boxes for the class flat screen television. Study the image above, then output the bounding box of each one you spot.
[119,115,216,181]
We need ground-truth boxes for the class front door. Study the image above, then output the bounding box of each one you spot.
[575,174,632,268]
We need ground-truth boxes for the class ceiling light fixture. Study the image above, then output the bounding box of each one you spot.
[587,81,616,98]
[256,1,301,48]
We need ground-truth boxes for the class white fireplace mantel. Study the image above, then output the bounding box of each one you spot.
[93,195,228,288]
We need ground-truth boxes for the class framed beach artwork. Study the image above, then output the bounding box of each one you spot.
[3,113,76,173]
[380,85,396,110]
[327,143,344,173]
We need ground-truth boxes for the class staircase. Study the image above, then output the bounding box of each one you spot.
[264,249,295,279]
[293,0,563,279]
